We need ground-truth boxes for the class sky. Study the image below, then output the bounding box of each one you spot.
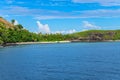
[1,0,120,33]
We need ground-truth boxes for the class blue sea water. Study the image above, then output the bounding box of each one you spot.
[0,42,120,80]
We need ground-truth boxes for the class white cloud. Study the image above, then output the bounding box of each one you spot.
[36,21,76,34]
[52,29,76,34]
[67,29,76,34]
[36,20,100,34]
[36,21,51,33]
[72,0,120,6]
[14,20,19,25]
[83,21,101,30]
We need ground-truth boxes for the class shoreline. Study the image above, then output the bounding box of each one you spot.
[16,41,71,45]
[2,41,71,47]
[1,40,120,47]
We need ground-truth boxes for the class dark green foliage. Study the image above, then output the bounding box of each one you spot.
[11,19,15,25]
[0,23,34,44]
[15,24,23,29]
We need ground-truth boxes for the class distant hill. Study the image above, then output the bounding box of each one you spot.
[70,30,120,42]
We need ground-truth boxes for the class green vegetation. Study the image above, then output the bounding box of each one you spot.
[0,17,120,46]
[11,19,15,24]
[0,19,69,45]
[71,30,120,41]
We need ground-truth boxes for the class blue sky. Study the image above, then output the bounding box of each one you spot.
[1,0,120,33]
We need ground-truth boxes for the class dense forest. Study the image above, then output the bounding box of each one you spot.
[0,17,120,46]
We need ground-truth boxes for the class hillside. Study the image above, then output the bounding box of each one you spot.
[0,17,35,45]
[0,17,14,28]
[70,30,120,41]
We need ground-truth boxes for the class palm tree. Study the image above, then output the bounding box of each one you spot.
[11,19,15,25]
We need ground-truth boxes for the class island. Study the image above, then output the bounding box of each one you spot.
[0,17,120,46]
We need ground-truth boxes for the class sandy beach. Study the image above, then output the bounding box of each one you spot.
[13,41,71,45]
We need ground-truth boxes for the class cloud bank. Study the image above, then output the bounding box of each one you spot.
[1,6,120,20]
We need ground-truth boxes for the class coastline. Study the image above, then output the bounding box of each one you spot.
[16,41,71,44]
[2,41,71,46]
[71,40,120,42]
[1,40,120,47]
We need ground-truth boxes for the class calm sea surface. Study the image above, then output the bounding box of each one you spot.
[0,42,120,80]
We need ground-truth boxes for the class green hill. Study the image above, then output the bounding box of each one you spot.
[70,30,120,41]
[0,17,37,45]
[0,17,14,28]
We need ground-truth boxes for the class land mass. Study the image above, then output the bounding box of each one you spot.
[0,17,120,46]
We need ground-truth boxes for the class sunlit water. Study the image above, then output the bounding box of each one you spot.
[0,42,120,80]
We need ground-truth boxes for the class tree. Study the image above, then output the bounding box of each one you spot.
[11,19,15,25]
[15,24,23,29]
